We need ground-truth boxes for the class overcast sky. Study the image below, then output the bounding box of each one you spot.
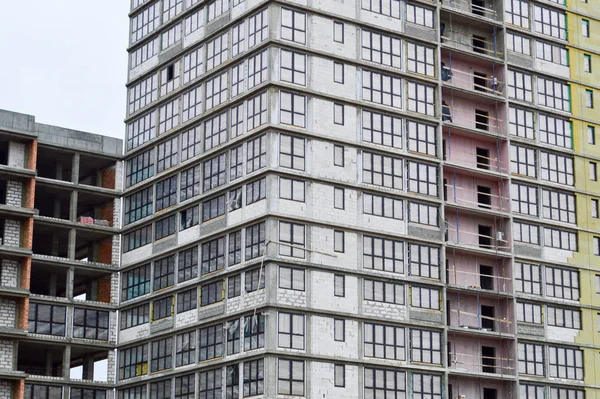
[0,1,130,139]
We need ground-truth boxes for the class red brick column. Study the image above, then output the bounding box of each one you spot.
[14,380,24,399]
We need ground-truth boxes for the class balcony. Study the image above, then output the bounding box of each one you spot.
[440,15,504,61]
[446,251,513,295]
[445,211,511,254]
[442,90,506,138]
[443,171,511,215]
[448,335,516,377]
[447,291,514,334]
[441,50,505,98]
[441,0,502,24]
[449,375,515,399]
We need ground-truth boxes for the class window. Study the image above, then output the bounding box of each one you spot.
[364,322,405,360]
[199,324,224,360]
[183,47,203,85]
[411,286,440,310]
[407,162,438,196]
[584,54,592,73]
[334,364,345,387]
[407,121,436,156]
[231,103,244,137]
[245,135,266,175]
[232,21,246,57]
[509,107,535,139]
[128,74,158,114]
[537,77,570,112]
[228,274,241,298]
[179,165,201,202]
[363,152,403,189]
[206,32,228,71]
[539,114,571,148]
[153,255,175,291]
[248,50,268,89]
[147,378,171,398]
[156,176,177,211]
[534,5,567,40]
[245,268,266,292]
[550,388,585,399]
[201,236,225,275]
[199,369,222,399]
[364,279,405,304]
[125,187,153,225]
[582,19,589,37]
[361,30,401,68]
[279,266,305,291]
[334,62,344,84]
[334,104,344,126]
[407,41,435,77]
[515,262,541,294]
[118,386,145,399]
[361,0,401,18]
[592,162,598,181]
[127,111,156,151]
[505,0,529,28]
[205,72,228,110]
[408,243,440,280]
[178,247,198,283]
[131,2,160,43]
[280,50,306,85]
[70,388,106,399]
[334,187,345,210]
[519,342,544,376]
[593,199,599,218]
[28,303,66,336]
[72,308,109,341]
[334,275,345,297]
[589,126,596,144]
[411,329,441,364]
[549,346,583,379]
[279,177,305,202]
[407,82,435,116]
[363,235,404,273]
[244,314,265,350]
[334,230,345,253]
[409,202,439,227]
[247,92,268,131]
[245,222,265,260]
[507,32,531,55]
[520,385,545,399]
[231,62,245,99]
[511,183,538,216]
[513,221,540,245]
[123,224,152,252]
[246,178,266,205]
[152,296,173,321]
[362,110,402,148]
[203,153,226,192]
[226,317,241,355]
[278,312,305,349]
[177,288,197,313]
[544,227,577,251]
[586,89,594,108]
[180,87,202,123]
[363,192,403,219]
[334,318,345,341]
[158,98,180,134]
[279,221,305,258]
[281,8,306,44]
[280,92,306,127]
[364,368,405,398]
[542,189,576,224]
[406,4,434,27]
[176,331,196,367]
[130,37,159,71]
[413,374,442,399]
[180,208,199,233]
[122,264,151,300]
[547,306,581,329]
[243,360,264,396]
[119,343,148,379]
[126,148,154,188]
[507,70,533,102]
[207,0,229,21]
[510,145,537,177]
[536,41,568,66]
[121,304,149,330]
[155,215,176,240]
[228,228,241,265]
[334,21,344,42]
[362,70,402,108]
[540,151,574,185]
[151,337,172,372]
[546,266,579,300]
[201,280,224,306]
[248,8,269,48]
[517,302,542,324]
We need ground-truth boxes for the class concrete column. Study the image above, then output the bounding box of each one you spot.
[51,233,60,256]
[68,229,76,260]
[82,355,95,380]
[69,190,78,222]
[66,267,74,300]
[62,345,70,379]
[71,153,80,184]
[44,351,53,376]
[53,197,61,219]
[55,161,63,181]
[48,273,57,297]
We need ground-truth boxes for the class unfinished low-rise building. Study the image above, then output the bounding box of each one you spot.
[0,109,122,399]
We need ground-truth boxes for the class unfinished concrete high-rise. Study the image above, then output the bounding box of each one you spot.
[0,110,122,399]
[118,0,600,399]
